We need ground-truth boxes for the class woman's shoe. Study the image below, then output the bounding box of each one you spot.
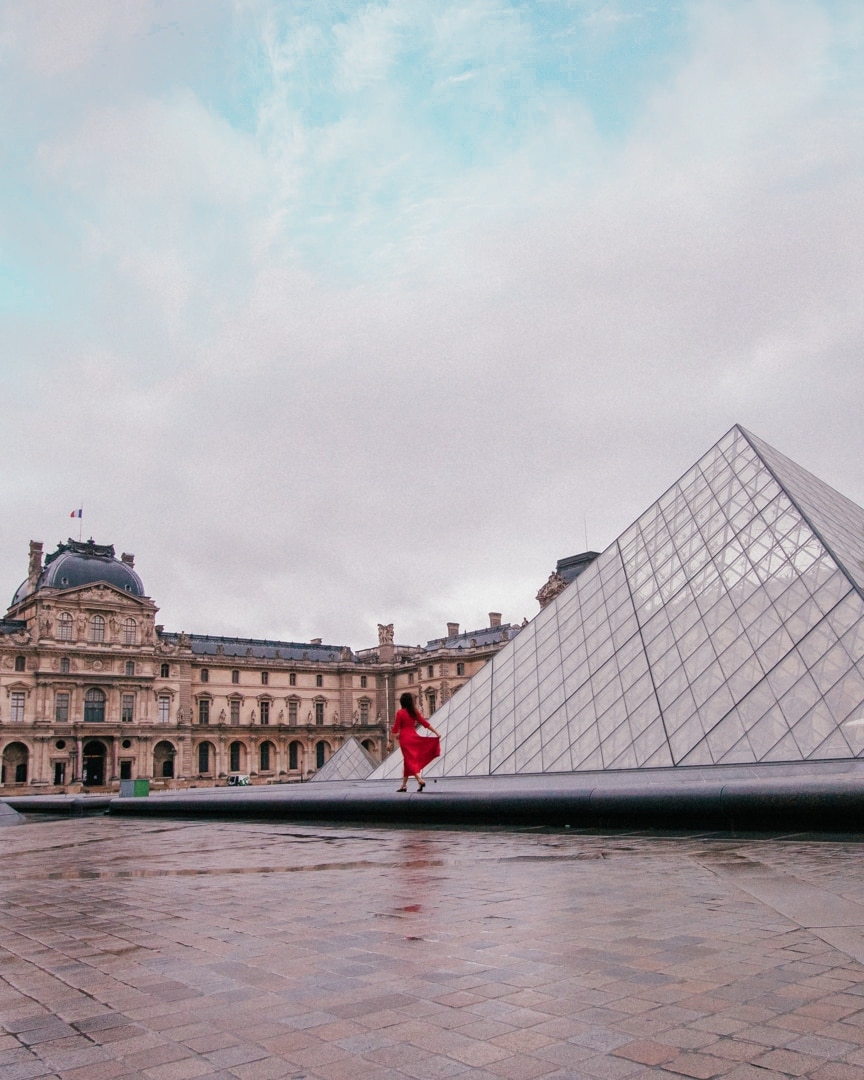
[417,781,425,792]
[397,786,407,792]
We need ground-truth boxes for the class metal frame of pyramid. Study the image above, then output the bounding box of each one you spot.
[371,425,864,780]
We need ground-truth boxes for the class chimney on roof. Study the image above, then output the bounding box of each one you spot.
[310,638,322,645]
[489,612,502,628]
[447,622,460,638]
[27,541,43,587]
[121,552,135,567]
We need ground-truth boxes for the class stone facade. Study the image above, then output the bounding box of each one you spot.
[0,538,516,792]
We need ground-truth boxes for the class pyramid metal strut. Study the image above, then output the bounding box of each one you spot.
[372,425,864,779]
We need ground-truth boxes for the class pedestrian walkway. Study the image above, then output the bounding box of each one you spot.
[4,817,864,1080]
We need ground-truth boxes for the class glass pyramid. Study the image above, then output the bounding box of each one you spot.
[371,426,864,779]
[310,737,379,781]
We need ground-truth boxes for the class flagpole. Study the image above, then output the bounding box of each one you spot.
[79,504,83,542]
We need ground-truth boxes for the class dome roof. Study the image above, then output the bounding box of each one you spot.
[11,539,145,607]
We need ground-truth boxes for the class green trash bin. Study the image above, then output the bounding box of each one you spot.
[132,779,150,797]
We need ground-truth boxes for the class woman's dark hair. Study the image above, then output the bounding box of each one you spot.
[399,692,420,719]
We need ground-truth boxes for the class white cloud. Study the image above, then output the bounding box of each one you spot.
[2,0,864,651]
[0,0,154,76]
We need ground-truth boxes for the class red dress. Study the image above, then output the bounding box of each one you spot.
[391,708,440,777]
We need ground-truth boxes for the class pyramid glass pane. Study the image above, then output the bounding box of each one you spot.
[369,426,864,782]
[311,737,379,781]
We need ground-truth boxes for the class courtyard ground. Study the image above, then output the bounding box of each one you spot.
[4,816,864,1080]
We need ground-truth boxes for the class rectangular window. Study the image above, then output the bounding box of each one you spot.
[360,675,367,688]
[316,674,323,687]
[10,692,25,722]
[259,700,270,725]
[288,700,298,725]
[289,672,296,686]
[119,761,132,780]
[359,701,369,724]
[198,699,210,725]
[230,699,240,726]
[408,672,414,684]
[55,692,70,723]
[427,665,434,678]
[200,669,209,682]
[289,742,298,770]
[261,671,269,686]
[121,694,134,723]
[457,662,465,676]
[53,761,66,785]
[158,695,170,723]
[198,743,210,773]
[231,670,239,684]
[315,701,324,725]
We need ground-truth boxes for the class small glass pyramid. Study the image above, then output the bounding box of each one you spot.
[371,426,864,779]
[310,736,379,781]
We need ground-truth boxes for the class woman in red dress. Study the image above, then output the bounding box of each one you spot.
[391,692,441,792]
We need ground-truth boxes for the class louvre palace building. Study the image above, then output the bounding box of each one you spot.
[0,538,522,792]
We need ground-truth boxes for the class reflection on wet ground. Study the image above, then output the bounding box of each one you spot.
[6,817,864,1079]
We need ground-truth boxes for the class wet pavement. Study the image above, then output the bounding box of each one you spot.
[4,819,864,1080]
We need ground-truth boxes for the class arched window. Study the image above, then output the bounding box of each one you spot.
[90,615,105,643]
[289,741,301,770]
[84,688,106,723]
[259,741,274,772]
[57,612,73,641]
[197,742,213,774]
[123,618,137,644]
[160,662,170,678]
[14,655,25,672]
[315,741,329,769]
[229,741,244,773]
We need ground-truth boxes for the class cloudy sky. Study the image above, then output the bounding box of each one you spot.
[1,0,862,650]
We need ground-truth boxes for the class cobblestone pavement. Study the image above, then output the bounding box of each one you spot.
[5,819,864,1080]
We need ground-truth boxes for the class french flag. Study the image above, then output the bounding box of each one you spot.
[70,509,82,518]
